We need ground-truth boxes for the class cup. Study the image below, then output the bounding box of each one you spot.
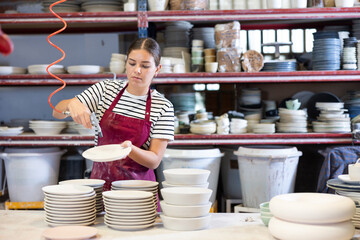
[291,0,307,7]
[349,159,360,181]
[124,2,136,11]
[205,62,218,73]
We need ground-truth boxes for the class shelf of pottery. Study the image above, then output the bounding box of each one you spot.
[0,2,360,146]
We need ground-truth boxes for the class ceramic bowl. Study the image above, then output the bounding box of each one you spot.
[160,187,212,206]
[160,201,211,218]
[30,127,65,135]
[162,181,209,189]
[163,168,210,185]
[160,214,211,231]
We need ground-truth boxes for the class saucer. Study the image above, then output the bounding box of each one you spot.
[338,174,360,185]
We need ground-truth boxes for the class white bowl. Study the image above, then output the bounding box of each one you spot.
[269,217,355,240]
[160,187,212,206]
[162,181,209,188]
[160,201,211,218]
[160,214,211,231]
[67,65,104,74]
[163,168,210,185]
[148,0,169,11]
[30,127,65,135]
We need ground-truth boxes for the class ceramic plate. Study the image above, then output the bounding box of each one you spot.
[102,190,153,200]
[42,185,94,195]
[103,198,154,206]
[338,174,360,185]
[105,208,156,215]
[82,144,131,162]
[104,221,155,230]
[46,209,96,218]
[42,226,98,240]
[103,202,155,210]
[59,179,105,187]
[104,215,155,225]
[44,204,95,213]
[102,197,154,204]
[111,180,158,188]
[46,213,96,222]
[44,192,96,201]
[105,212,156,220]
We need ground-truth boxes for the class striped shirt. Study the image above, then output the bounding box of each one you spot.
[76,79,174,148]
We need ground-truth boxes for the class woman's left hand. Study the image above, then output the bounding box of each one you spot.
[121,140,132,148]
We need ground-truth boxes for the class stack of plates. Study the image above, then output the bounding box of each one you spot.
[29,120,67,135]
[28,64,65,74]
[253,123,275,134]
[111,180,159,209]
[276,108,308,133]
[42,0,81,13]
[81,0,123,12]
[0,66,27,75]
[0,126,23,136]
[189,120,216,134]
[262,60,297,72]
[312,102,351,133]
[59,179,105,214]
[327,178,360,228]
[42,184,96,226]
[312,31,341,71]
[67,65,104,74]
[67,121,95,135]
[192,27,216,49]
[103,190,157,230]
[230,118,247,134]
[163,47,190,59]
[352,20,360,41]
[164,21,193,48]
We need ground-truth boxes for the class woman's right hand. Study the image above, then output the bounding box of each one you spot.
[67,98,92,129]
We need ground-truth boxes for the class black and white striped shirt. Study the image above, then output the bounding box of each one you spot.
[76,79,174,148]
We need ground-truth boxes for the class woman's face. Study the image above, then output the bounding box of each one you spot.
[126,49,160,91]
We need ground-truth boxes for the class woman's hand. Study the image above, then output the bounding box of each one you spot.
[68,98,92,129]
[121,140,132,148]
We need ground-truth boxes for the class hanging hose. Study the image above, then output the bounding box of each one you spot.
[47,0,67,114]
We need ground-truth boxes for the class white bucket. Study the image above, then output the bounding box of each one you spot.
[157,148,223,204]
[0,150,65,202]
[234,146,302,208]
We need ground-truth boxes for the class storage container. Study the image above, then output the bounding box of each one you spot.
[157,148,223,204]
[234,146,302,208]
[220,146,242,199]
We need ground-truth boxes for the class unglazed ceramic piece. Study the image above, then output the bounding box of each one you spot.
[42,225,97,240]
[82,144,131,162]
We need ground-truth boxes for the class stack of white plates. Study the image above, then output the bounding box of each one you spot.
[42,0,81,13]
[67,65,104,74]
[312,102,351,133]
[81,0,123,12]
[109,53,126,74]
[103,190,157,230]
[67,121,95,135]
[27,64,65,74]
[42,184,96,227]
[0,66,27,75]
[253,123,275,134]
[29,120,67,135]
[277,108,308,133]
[111,180,159,209]
[189,120,216,134]
[59,179,105,214]
[0,126,23,136]
[163,47,190,59]
[230,118,247,134]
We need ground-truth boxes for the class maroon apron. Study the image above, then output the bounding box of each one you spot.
[90,84,155,191]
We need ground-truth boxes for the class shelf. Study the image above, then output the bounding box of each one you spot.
[0,8,359,33]
[1,71,360,85]
[0,133,357,146]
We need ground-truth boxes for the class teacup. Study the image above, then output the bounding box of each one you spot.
[349,159,360,181]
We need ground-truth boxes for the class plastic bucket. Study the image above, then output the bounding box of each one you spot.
[157,148,223,204]
[220,146,242,199]
[0,150,65,202]
[234,146,302,208]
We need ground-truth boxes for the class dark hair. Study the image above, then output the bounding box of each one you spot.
[126,38,161,66]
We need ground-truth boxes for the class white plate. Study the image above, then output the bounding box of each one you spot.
[104,202,155,210]
[45,206,95,214]
[103,198,154,206]
[111,180,158,188]
[67,65,104,74]
[104,221,155,230]
[46,209,96,218]
[45,198,95,205]
[45,191,96,200]
[45,217,95,227]
[46,213,96,222]
[338,174,360,185]
[45,202,95,209]
[82,144,131,162]
[42,226,98,240]
[105,207,156,215]
[104,215,155,225]
[103,190,153,200]
[42,185,94,195]
[104,212,156,220]
[102,196,154,204]
[59,179,105,187]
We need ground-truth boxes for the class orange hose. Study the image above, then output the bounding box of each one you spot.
[47,0,67,114]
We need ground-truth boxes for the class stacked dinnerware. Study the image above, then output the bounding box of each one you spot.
[276,108,308,133]
[328,178,360,228]
[67,121,95,135]
[268,193,355,240]
[159,57,172,73]
[160,186,212,231]
[103,190,157,230]
[42,0,81,12]
[312,102,351,133]
[111,180,159,209]
[245,113,261,133]
[192,27,216,49]
[59,179,105,214]
[0,66,26,75]
[262,60,297,72]
[67,65,104,74]
[0,126,23,136]
[253,123,275,134]
[189,120,216,134]
[27,64,65,74]
[29,120,67,135]
[259,202,273,227]
[342,37,357,70]
[164,21,193,48]
[109,53,126,74]
[312,31,341,71]
[81,0,123,12]
[162,168,210,189]
[191,39,204,72]
[215,113,230,134]
[42,184,96,227]
[230,118,247,134]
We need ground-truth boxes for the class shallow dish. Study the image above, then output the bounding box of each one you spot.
[160,214,211,231]
[160,200,211,218]
[42,225,98,240]
[162,181,209,188]
[338,174,360,185]
[82,144,131,162]
[163,168,210,185]
[161,187,212,206]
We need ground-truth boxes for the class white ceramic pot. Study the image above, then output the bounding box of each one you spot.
[163,168,210,185]
[160,214,211,231]
[160,200,211,218]
[161,187,212,206]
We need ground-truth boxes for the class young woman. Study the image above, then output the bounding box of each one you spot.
[53,38,174,191]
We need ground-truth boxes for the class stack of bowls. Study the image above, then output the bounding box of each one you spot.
[189,120,216,134]
[27,64,65,74]
[111,180,159,209]
[162,168,210,190]
[276,108,308,133]
[160,187,212,231]
[312,102,351,133]
[253,123,275,134]
[342,37,357,70]
[259,202,273,227]
[59,179,105,214]
[230,118,247,134]
[81,0,123,12]
[191,39,204,72]
[103,190,157,230]
[67,121,95,135]
[204,48,218,73]
[109,53,126,74]
[268,193,355,240]
[0,126,23,136]
[245,113,261,133]
[29,120,67,135]
[42,184,96,227]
